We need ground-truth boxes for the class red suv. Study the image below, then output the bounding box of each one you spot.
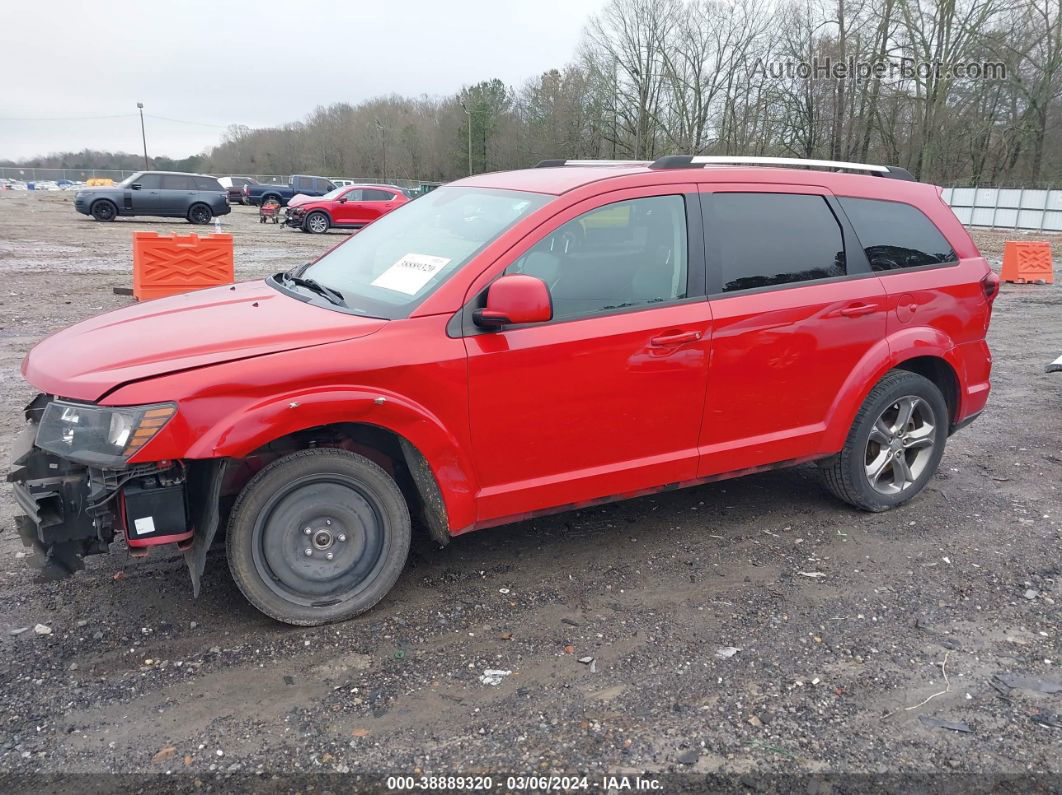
[10,156,997,625]
[285,184,409,233]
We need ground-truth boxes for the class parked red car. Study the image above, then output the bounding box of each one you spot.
[11,156,996,625]
[284,184,409,233]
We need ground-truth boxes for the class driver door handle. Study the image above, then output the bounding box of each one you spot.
[650,330,702,347]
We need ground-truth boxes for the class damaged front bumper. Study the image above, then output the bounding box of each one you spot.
[8,398,193,581]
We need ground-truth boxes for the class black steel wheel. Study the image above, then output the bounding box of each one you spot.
[227,449,410,625]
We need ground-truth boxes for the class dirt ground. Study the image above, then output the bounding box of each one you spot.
[0,191,1059,790]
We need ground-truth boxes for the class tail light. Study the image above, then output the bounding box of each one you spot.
[981,271,1000,303]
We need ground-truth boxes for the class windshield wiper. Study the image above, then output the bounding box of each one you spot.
[278,271,346,306]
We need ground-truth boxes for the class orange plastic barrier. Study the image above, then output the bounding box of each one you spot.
[132,232,235,301]
[1000,241,1054,284]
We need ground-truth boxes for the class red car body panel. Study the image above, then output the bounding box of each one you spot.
[21,164,995,538]
[289,185,408,228]
[23,281,385,402]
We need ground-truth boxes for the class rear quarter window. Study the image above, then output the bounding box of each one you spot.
[838,197,957,271]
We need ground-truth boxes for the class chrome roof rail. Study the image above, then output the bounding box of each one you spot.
[649,155,915,181]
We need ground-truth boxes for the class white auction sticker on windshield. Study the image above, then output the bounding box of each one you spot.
[371,253,451,295]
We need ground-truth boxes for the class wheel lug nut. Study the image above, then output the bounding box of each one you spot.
[338,534,346,542]
[303,527,312,535]
[325,552,334,561]
[304,548,313,557]
[325,519,332,526]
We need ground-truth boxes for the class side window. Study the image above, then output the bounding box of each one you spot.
[135,173,162,189]
[839,197,958,271]
[317,179,334,193]
[195,176,221,191]
[162,175,194,190]
[343,189,363,202]
[293,176,309,191]
[710,193,845,293]
[506,195,688,320]
[362,189,394,201]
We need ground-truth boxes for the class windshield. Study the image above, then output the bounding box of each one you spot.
[116,172,143,187]
[290,186,552,318]
[320,187,347,200]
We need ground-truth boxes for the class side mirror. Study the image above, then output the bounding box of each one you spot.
[337,195,347,203]
[131,183,142,190]
[473,274,553,330]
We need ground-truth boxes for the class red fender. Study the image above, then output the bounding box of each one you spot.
[185,386,478,532]
[820,325,962,453]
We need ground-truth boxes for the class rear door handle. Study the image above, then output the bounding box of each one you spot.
[839,303,877,318]
[650,330,702,347]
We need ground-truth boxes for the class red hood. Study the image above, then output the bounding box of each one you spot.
[287,194,316,208]
[23,280,386,401]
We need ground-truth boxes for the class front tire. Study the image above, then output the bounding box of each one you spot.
[305,211,330,234]
[91,200,117,221]
[820,370,948,512]
[187,203,212,224]
[226,449,411,626]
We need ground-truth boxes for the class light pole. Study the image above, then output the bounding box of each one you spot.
[460,99,473,176]
[136,102,148,170]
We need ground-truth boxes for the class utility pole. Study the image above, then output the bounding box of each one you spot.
[460,99,473,176]
[136,102,148,170]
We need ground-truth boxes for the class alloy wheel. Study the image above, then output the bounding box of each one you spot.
[864,395,936,495]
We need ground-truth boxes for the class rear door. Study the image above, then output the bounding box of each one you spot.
[698,186,887,475]
[464,187,711,522]
[160,174,195,215]
[359,188,399,224]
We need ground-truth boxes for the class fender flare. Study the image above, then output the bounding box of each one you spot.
[820,326,962,453]
[185,387,478,532]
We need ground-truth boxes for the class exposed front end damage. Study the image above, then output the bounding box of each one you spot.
[8,395,194,582]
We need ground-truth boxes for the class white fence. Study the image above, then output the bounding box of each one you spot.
[942,187,1062,232]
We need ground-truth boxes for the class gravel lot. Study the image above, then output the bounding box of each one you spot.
[0,191,1059,789]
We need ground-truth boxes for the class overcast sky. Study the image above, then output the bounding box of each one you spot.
[0,0,605,161]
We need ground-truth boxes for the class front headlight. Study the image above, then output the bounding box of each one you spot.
[35,400,176,467]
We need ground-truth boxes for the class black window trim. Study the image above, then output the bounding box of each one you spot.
[701,189,872,298]
[834,194,960,276]
[449,191,707,338]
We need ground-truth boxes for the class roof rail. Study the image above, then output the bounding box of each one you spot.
[534,159,650,168]
[649,155,915,181]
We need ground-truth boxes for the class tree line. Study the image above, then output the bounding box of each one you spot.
[7,0,1060,187]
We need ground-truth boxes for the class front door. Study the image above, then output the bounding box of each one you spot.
[697,186,888,475]
[464,188,711,523]
[128,172,162,213]
[332,188,363,226]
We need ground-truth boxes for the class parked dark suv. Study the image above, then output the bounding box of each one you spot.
[74,171,230,224]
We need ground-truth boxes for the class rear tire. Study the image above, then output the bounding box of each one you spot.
[820,370,948,512]
[226,449,411,626]
[91,200,117,221]
[187,203,212,224]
